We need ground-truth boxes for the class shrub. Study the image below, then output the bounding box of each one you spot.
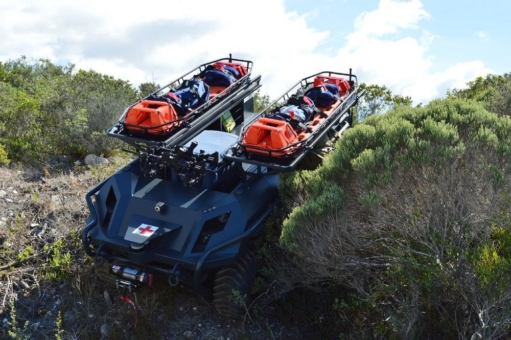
[0,143,9,165]
[0,57,137,166]
[278,98,511,338]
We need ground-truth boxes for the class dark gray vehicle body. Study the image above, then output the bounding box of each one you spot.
[82,65,363,301]
[82,58,273,297]
[83,130,279,297]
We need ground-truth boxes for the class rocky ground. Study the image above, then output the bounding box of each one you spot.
[0,160,309,340]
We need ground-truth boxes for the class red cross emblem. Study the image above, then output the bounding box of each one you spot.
[133,224,158,237]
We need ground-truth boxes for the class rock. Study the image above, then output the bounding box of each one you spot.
[84,155,97,166]
[0,190,6,198]
[100,324,112,338]
[104,290,114,307]
[51,195,60,202]
[75,160,82,166]
[96,157,109,165]
[85,154,109,166]
[5,198,13,203]
[183,331,193,339]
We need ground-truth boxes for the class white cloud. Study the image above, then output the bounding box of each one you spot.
[353,0,430,37]
[0,0,330,93]
[420,30,438,47]
[401,61,491,103]
[0,0,493,105]
[476,31,489,40]
[339,0,491,104]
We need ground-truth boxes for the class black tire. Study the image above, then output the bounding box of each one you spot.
[213,249,257,319]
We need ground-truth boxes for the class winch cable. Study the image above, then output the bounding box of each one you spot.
[120,294,138,329]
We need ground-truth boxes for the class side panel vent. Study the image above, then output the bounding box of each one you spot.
[192,212,231,253]
[102,187,117,228]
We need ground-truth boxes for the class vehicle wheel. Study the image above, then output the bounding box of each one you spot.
[213,249,257,319]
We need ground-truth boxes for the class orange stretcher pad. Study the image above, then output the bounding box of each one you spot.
[124,61,247,136]
[124,100,181,135]
[241,75,348,158]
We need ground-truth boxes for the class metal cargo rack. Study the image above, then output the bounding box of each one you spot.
[224,70,366,172]
[106,56,261,150]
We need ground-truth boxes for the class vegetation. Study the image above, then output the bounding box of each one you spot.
[253,90,272,113]
[1,56,511,338]
[447,73,511,117]
[277,76,511,338]
[0,57,139,166]
[355,83,413,121]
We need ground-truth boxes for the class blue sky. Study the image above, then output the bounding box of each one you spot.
[288,0,509,74]
[0,0,507,104]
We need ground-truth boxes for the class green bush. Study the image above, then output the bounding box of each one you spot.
[0,57,138,166]
[0,143,9,165]
[447,72,511,117]
[278,98,511,338]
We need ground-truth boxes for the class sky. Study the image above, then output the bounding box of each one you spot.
[0,0,508,105]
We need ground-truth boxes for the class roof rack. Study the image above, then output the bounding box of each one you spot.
[224,69,365,172]
[107,56,261,150]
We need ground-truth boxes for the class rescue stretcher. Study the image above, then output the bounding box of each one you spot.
[225,70,365,171]
[106,56,261,149]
